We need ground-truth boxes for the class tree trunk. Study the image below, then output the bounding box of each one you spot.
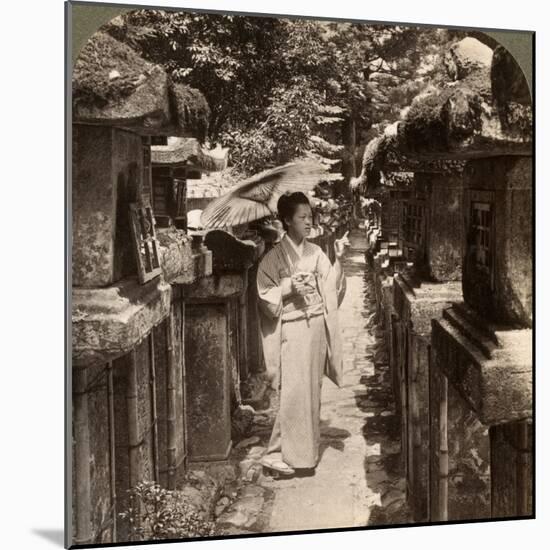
[342,117,357,188]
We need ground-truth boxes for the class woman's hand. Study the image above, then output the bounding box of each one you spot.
[334,230,350,259]
[291,272,316,296]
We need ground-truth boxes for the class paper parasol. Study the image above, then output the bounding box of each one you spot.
[200,160,330,229]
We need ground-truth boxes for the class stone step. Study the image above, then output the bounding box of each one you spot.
[442,306,497,359]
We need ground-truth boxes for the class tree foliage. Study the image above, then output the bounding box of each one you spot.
[103,10,468,174]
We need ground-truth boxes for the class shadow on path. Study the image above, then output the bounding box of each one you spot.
[352,252,411,526]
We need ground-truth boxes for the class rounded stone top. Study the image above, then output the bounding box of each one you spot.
[444,37,493,81]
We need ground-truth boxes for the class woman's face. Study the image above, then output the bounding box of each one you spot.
[286,203,313,240]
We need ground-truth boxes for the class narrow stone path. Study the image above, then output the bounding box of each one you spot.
[216,228,410,534]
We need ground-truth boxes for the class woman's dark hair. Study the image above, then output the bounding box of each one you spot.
[277,192,311,231]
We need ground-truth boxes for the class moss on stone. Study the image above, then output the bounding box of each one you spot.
[73,31,154,109]
[356,131,464,188]
[491,45,532,138]
[152,137,220,171]
[399,68,492,153]
[73,32,211,138]
[169,83,211,142]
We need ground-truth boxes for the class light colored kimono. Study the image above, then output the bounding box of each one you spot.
[256,232,347,467]
[257,232,347,391]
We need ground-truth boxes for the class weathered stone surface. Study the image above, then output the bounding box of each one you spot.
[491,45,532,137]
[443,37,493,81]
[374,350,389,365]
[217,496,264,528]
[214,496,231,518]
[490,421,533,517]
[204,230,263,273]
[72,125,113,288]
[183,273,245,299]
[72,277,171,366]
[366,460,384,473]
[462,157,532,327]
[217,509,249,528]
[449,382,491,520]
[396,40,531,160]
[168,83,211,141]
[231,405,256,440]
[235,436,260,450]
[72,125,145,288]
[184,465,238,521]
[157,228,212,284]
[433,304,532,425]
[423,172,464,281]
[241,372,270,410]
[381,441,402,456]
[246,446,266,459]
[391,273,461,521]
[79,363,112,544]
[189,463,238,486]
[367,470,390,486]
[180,486,206,512]
[394,275,463,336]
[240,485,265,498]
[73,32,171,129]
[238,459,256,479]
[73,32,210,137]
[355,130,467,195]
[381,488,406,508]
[245,464,263,482]
[429,344,492,522]
[185,302,233,461]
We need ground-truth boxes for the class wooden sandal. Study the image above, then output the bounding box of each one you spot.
[259,456,295,475]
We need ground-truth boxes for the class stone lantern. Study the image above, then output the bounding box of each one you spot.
[182,229,265,462]
[395,38,532,522]
[357,129,466,520]
[70,30,212,545]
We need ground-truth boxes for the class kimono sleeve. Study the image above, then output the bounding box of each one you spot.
[256,250,284,319]
[317,248,347,308]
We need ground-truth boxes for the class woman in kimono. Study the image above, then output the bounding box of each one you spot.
[257,192,348,476]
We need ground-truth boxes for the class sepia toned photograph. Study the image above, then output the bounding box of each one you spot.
[66,1,534,547]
